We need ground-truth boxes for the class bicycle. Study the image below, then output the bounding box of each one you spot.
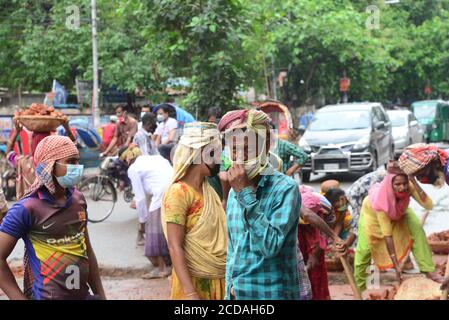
[78,156,134,223]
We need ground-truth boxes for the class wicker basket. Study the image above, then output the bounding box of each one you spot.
[16,115,66,132]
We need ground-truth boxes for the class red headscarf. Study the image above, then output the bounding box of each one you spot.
[368,166,410,221]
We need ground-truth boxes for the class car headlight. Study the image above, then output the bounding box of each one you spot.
[299,137,311,153]
[353,136,370,151]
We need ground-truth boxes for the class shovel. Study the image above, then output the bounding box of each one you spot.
[339,253,363,300]
[441,254,449,300]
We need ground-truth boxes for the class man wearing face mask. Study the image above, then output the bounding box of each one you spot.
[133,112,158,156]
[154,105,178,161]
[124,145,173,279]
[138,105,152,130]
[101,105,138,157]
[0,136,105,300]
[218,109,301,300]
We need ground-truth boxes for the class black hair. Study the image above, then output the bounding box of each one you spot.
[118,145,128,158]
[166,96,175,103]
[157,103,177,118]
[324,188,346,204]
[158,104,172,114]
[207,106,222,118]
[142,112,157,127]
[115,104,126,112]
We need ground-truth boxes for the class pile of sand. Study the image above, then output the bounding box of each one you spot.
[369,277,442,300]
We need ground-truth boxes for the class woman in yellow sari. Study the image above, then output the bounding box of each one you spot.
[162,122,227,300]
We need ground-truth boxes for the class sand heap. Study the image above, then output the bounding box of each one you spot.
[369,277,443,300]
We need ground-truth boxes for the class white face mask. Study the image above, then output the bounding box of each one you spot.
[226,144,268,180]
[157,114,165,123]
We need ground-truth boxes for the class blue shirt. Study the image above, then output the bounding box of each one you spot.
[225,168,301,300]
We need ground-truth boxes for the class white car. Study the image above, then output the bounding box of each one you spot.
[387,109,424,156]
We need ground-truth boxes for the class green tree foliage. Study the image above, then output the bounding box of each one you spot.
[1,0,449,110]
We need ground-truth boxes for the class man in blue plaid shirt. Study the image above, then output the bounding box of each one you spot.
[218,109,301,300]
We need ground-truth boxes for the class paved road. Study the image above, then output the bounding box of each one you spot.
[7,193,150,270]
[6,170,449,270]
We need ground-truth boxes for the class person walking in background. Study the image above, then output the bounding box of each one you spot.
[218,109,301,300]
[0,136,105,300]
[133,113,159,156]
[125,146,172,278]
[162,122,227,300]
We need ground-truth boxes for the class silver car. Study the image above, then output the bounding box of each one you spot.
[299,102,394,182]
[387,109,424,156]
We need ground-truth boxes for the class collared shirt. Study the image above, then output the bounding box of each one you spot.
[116,117,138,148]
[127,155,173,220]
[275,139,308,174]
[225,168,301,300]
[0,187,89,300]
[133,127,158,156]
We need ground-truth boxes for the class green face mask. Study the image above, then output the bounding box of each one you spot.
[337,204,348,212]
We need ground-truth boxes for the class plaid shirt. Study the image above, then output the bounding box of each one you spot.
[225,168,301,300]
[275,139,308,174]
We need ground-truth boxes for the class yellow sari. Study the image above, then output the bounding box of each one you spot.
[161,122,227,300]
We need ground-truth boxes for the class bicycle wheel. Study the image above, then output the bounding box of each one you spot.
[78,176,117,223]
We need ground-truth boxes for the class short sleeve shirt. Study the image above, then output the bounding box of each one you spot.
[155,117,178,143]
[0,187,90,300]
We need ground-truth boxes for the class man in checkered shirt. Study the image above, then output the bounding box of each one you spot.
[219,110,302,300]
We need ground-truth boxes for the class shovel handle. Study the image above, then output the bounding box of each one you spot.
[441,254,449,300]
[339,254,363,300]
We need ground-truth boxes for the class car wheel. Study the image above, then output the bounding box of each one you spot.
[302,171,311,183]
[371,152,378,172]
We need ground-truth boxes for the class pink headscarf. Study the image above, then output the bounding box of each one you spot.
[299,187,328,250]
[368,167,410,221]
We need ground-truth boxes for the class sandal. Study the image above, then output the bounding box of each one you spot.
[142,269,165,280]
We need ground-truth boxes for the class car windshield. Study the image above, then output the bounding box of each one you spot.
[413,104,436,120]
[387,113,406,127]
[308,110,370,131]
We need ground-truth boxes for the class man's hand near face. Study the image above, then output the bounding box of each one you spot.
[227,164,252,193]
